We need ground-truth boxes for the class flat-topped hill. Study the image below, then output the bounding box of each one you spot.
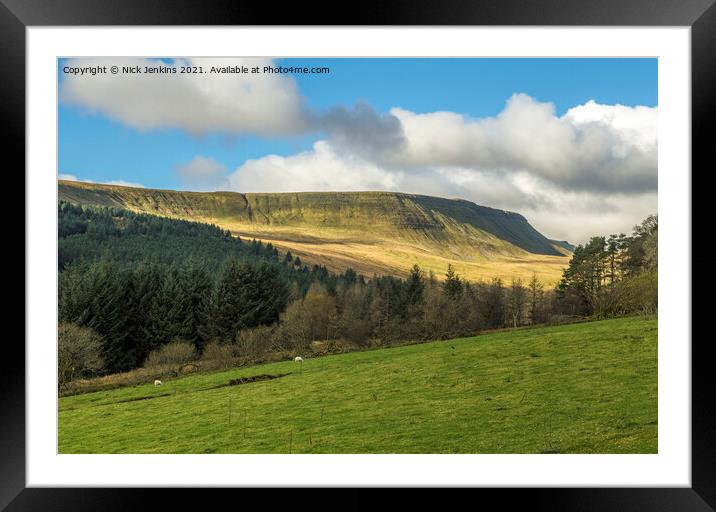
[58,180,570,284]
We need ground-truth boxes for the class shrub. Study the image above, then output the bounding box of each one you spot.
[338,317,373,347]
[547,314,582,325]
[58,323,105,389]
[617,271,658,315]
[235,325,274,358]
[200,341,236,371]
[278,301,312,350]
[144,340,196,369]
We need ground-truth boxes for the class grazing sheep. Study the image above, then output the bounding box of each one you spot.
[294,356,303,363]
[154,379,163,386]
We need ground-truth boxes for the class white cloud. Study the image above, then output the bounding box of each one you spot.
[227,148,655,245]
[227,141,402,193]
[62,68,657,243]
[388,94,657,193]
[174,156,229,190]
[523,192,657,243]
[105,180,146,188]
[219,95,657,242]
[564,100,657,154]
[61,57,306,136]
[58,173,145,189]
[431,168,657,242]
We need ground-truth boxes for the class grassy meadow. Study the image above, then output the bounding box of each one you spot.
[58,316,657,454]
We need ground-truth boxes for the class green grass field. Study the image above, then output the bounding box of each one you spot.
[58,316,657,454]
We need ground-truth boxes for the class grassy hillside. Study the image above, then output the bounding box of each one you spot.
[58,180,570,285]
[550,239,576,255]
[58,316,657,454]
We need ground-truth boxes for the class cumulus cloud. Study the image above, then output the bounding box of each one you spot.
[61,57,306,136]
[58,173,145,188]
[389,94,657,193]
[430,167,657,242]
[174,156,229,190]
[564,100,657,153]
[61,57,405,148]
[61,61,657,243]
[223,93,657,243]
[227,141,402,193]
[312,102,406,159]
[522,192,657,243]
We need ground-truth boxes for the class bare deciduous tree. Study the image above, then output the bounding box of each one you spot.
[58,323,105,390]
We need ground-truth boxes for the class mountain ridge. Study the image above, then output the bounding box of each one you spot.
[58,180,561,255]
[58,180,570,284]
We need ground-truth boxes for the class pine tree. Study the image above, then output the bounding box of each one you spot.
[85,260,133,373]
[145,267,182,354]
[484,278,505,328]
[215,259,289,342]
[404,264,425,318]
[172,261,214,352]
[442,264,463,299]
[215,257,245,342]
[126,262,165,365]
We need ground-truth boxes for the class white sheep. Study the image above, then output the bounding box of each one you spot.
[154,379,163,386]
[294,356,303,363]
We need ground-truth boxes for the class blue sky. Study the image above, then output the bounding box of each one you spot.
[59,58,656,190]
[58,57,657,241]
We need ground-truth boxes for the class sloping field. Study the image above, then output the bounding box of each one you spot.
[220,224,569,284]
[58,317,657,454]
[58,180,570,285]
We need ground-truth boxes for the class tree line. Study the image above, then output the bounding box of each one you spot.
[58,202,362,374]
[556,215,657,318]
[58,202,657,382]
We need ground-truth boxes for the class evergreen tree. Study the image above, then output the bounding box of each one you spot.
[145,267,182,353]
[215,259,289,341]
[442,264,463,299]
[404,264,425,317]
[182,261,215,351]
[83,260,133,373]
[215,257,245,341]
[625,215,658,275]
[483,278,505,328]
[125,262,165,365]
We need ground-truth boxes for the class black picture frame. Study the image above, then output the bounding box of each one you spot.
[5,0,710,509]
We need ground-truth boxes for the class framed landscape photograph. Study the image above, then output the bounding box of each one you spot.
[54,55,661,456]
[9,0,713,509]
